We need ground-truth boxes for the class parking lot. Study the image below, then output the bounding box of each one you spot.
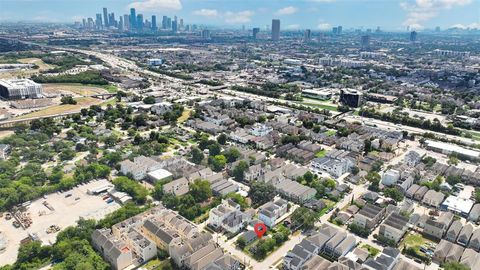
[0,179,120,267]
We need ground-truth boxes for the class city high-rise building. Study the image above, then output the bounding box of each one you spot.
[123,14,129,30]
[162,16,168,29]
[119,16,124,31]
[337,25,343,35]
[167,17,172,29]
[410,31,417,42]
[103,8,109,27]
[201,29,211,39]
[95,14,103,29]
[87,18,94,29]
[332,27,338,34]
[179,19,184,29]
[137,14,143,31]
[252,27,260,39]
[151,15,157,31]
[271,19,280,41]
[435,26,440,32]
[130,8,136,30]
[82,18,86,28]
[172,20,178,33]
[304,29,311,41]
[108,13,116,28]
[361,35,370,49]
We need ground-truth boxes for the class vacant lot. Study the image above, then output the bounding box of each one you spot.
[0,58,52,79]
[0,179,120,267]
[15,97,101,119]
[43,83,108,97]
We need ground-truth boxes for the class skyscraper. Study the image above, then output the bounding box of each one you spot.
[95,14,103,30]
[410,31,417,42]
[130,8,136,30]
[103,8,109,27]
[151,15,157,31]
[271,19,280,41]
[123,15,129,30]
[201,29,210,39]
[304,29,311,41]
[119,16,124,31]
[252,27,260,39]
[162,16,168,29]
[109,13,116,27]
[332,27,338,35]
[137,14,143,31]
[361,35,370,49]
[337,26,342,35]
[179,19,184,29]
[172,20,178,33]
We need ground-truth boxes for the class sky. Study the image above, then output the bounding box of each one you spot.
[1,0,480,31]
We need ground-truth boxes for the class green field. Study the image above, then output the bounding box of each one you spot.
[361,244,380,257]
[315,149,327,158]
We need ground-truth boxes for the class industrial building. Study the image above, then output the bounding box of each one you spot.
[0,79,43,100]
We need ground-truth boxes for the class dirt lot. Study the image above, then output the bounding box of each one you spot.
[43,83,108,97]
[0,179,121,267]
[14,97,102,119]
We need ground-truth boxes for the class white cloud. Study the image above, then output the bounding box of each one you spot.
[400,0,472,28]
[192,9,218,17]
[128,0,182,12]
[450,22,480,29]
[224,10,254,24]
[286,24,301,30]
[275,6,298,15]
[317,23,331,30]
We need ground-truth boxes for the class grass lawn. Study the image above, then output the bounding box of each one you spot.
[324,130,337,136]
[101,84,118,93]
[315,149,327,158]
[319,199,336,217]
[143,259,173,270]
[401,232,435,252]
[361,244,380,257]
[301,102,338,111]
[178,108,192,123]
[193,211,209,224]
[464,130,480,142]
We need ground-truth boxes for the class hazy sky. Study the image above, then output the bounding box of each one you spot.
[1,0,479,31]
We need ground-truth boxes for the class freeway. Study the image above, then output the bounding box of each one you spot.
[343,114,478,146]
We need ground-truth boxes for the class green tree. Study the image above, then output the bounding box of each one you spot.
[384,187,404,201]
[189,179,212,202]
[291,207,318,231]
[217,133,227,145]
[112,176,149,204]
[190,147,204,164]
[209,155,226,172]
[236,236,247,249]
[208,143,221,156]
[232,160,249,181]
[223,147,241,163]
[249,181,276,207]
[443,262,470,270]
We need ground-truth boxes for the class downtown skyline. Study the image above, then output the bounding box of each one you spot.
[1,0,480,31]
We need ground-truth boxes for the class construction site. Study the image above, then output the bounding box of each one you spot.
[0,179,120,267]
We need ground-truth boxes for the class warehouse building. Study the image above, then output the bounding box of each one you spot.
[0,79,43,100]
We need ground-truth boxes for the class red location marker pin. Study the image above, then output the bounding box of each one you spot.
[254,223,267,238]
